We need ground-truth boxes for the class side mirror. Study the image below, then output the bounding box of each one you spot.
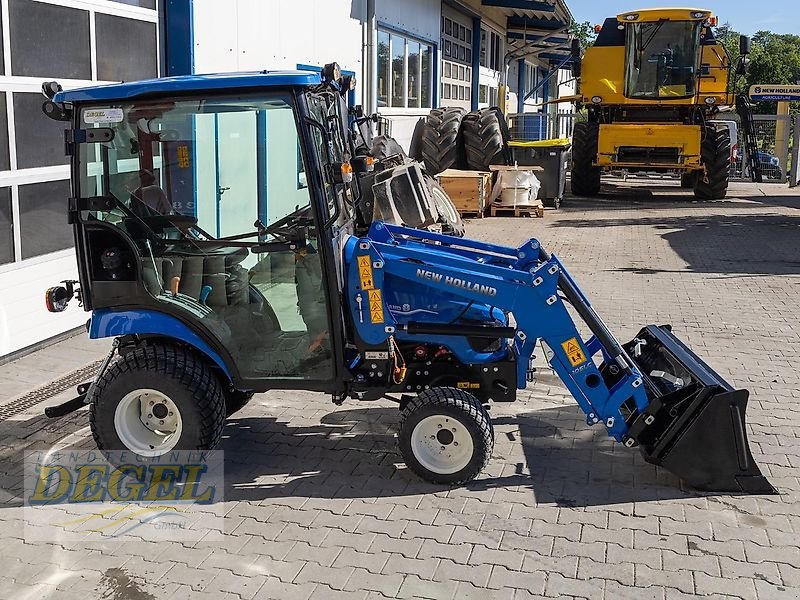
[570,38,582,58]
[737,56,751,75]
[739,35,751,56]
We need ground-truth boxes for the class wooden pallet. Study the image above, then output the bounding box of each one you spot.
[489,203,544,218]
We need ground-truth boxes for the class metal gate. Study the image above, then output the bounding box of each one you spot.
[729,113,792,183]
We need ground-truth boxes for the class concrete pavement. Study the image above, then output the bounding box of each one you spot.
[0,178,798,599]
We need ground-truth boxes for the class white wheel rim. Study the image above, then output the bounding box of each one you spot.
[410,414,474,475]
[114,389,183,456]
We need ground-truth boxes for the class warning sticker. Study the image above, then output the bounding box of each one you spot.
[357,255,374,290]
[561,337,587,367]
[177,145,190,168]
[368,289,384,323]
[457,382,481,390]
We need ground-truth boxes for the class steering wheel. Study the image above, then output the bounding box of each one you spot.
[258,205,314,242]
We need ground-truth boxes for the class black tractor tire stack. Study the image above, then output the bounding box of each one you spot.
[570,121,601,197]
[420,107,465,175]
[693,125,731,200]
[462,108,507,171]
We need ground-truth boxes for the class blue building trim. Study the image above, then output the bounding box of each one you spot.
[517,58,525,113]
[161,0,194,76]
[471,16,481,111]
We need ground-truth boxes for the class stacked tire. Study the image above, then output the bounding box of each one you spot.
[419,106,510,175]
[420,107,466,175]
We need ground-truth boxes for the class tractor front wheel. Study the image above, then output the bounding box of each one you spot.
[398,387,493,485]
[570,122,601,197]
[89,344,226,459]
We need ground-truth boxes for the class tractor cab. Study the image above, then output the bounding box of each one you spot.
[45,67,368,392]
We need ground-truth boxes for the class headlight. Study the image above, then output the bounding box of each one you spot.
[691,11,706,19]
[623,13,639,21]
[591,96,603,104]
[704,97,717,105]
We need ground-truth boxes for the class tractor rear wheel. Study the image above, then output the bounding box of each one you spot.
[694,125,730,200]
[399,387,493,485]
[89,344,226,459]
[224,389,255,417]
[462,108,506,171]
[421,107,465,175]
[570,122,601,197]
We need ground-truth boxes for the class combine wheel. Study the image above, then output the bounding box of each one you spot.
[462,108,506,171]
[694,125,730,200]
[399,387,493,484]
[420,107,465,175]
[89,344,226,458]
[570,121,601,197]
[680,172,698,188]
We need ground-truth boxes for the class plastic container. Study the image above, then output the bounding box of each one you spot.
[509,139,571,209]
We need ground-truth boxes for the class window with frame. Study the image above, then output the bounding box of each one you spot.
[378,28,434,109]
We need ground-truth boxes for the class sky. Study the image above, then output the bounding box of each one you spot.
[567,0,800,36]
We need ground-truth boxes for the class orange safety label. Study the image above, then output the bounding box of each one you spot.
[561,337,587,367]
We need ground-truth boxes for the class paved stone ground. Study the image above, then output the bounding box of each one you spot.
[0,177,798,600]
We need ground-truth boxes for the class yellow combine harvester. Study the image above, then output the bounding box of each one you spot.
[572,8,751,199]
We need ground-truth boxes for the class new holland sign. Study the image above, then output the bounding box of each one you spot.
[749,85,800,102]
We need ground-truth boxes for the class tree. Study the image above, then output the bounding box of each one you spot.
[569,20,596,52]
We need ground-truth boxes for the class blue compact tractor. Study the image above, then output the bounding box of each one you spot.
[41,65,773,493]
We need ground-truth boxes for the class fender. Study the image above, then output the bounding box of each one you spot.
[89,308,233,379]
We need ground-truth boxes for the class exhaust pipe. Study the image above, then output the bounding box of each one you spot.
[624,325,776,494]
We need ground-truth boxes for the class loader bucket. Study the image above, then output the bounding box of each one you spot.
[624,325,776,494]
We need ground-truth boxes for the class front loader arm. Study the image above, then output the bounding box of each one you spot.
[346,222,775,494]
[347,223,650,443]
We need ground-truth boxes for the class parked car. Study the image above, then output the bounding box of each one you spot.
[734,148,783,181]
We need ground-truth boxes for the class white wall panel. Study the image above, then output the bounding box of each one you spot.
[193,0,363,86]
[0,252,86,356]
[375,0,439,43]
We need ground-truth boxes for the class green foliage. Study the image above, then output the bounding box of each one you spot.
[715,23,800,113]
[569,20,597,52]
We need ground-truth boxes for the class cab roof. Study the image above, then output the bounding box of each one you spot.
[617,8,713,23]
[54,70,323,103]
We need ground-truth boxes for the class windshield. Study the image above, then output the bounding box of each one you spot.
[624,20,701,99]
[78,93,312,240]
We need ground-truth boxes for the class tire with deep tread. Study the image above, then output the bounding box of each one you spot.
[694,125,730,200]
[370,135,407,161]
[421,107,465,175]
[680,172,698,188]
[570,121,602,197]
[462,108,506,171]
[399,387,494,485]
[224,389,254,417]
[89,344,226,457]
[408,118,426,161]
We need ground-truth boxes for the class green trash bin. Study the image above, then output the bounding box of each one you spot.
[509,139,571,209]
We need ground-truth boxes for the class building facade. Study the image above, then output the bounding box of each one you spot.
[0,0,574,360]
[0,0,159,359]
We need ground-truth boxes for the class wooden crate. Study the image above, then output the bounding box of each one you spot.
[437,169,492,217]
